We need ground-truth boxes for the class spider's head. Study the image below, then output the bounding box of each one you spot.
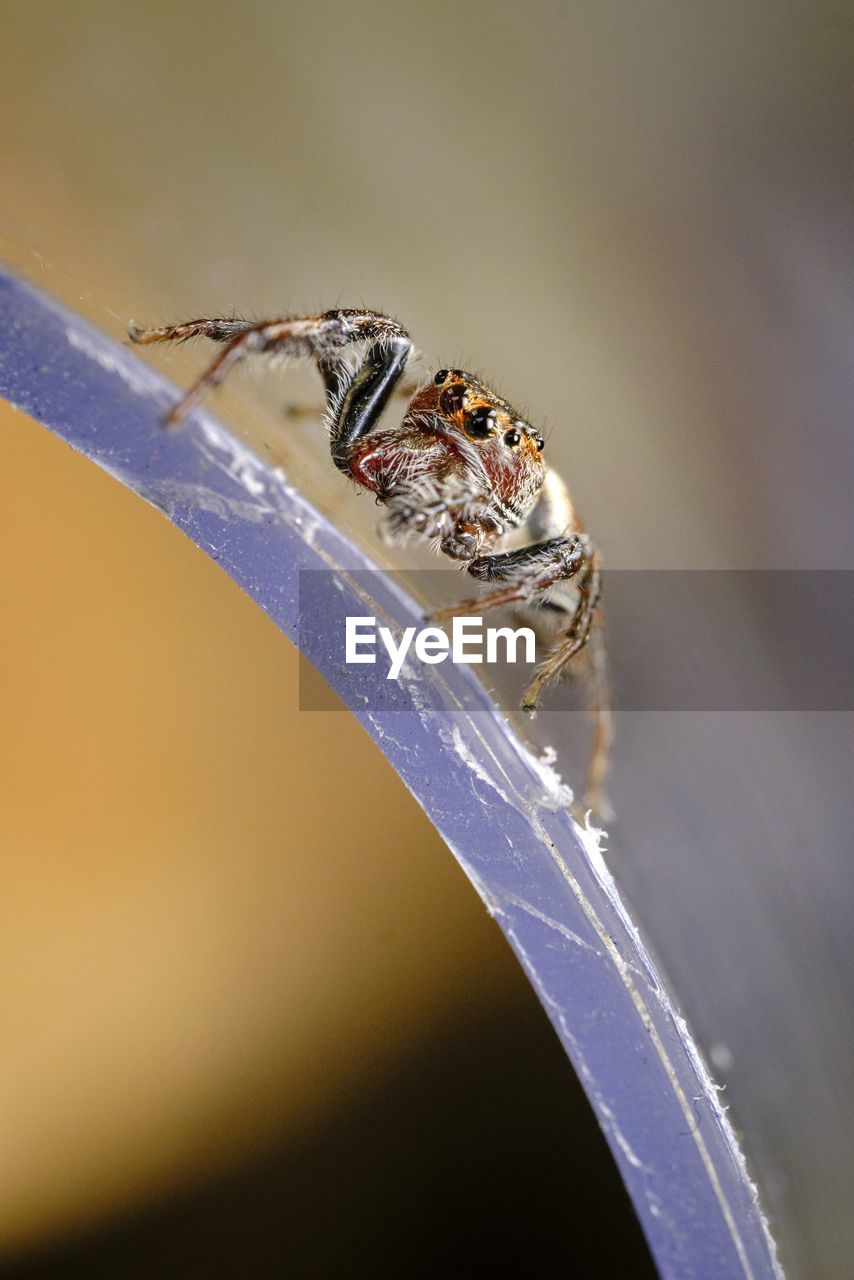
[414,369,547,519]
[426,368,545,459]
[394,369,547,529]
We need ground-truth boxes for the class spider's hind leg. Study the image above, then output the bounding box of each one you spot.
[519,544,601,713]
[437,528,612,816]
[520,546,613,817]
[579,620,614,820]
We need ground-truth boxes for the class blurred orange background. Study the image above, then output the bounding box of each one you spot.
[0,395,520,1247]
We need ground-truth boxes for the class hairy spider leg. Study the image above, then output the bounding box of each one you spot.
[519,550,611,814]
[434,535,589,619]
[434,534,600,703]
[437,531,610,808]
[284,378,421,421]
[319,337,412,474]
[128,318,253,345]
[519,546,601,711]
[437,531,609,811]
[580,621,614,818]
[128,309,412,434]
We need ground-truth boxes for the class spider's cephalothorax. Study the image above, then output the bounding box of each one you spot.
[348,367,547,560]
[130,307,610,810]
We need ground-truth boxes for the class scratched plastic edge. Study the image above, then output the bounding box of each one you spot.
[0,266,782,1280]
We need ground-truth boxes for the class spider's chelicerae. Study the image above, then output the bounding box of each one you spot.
[130,307,611,812]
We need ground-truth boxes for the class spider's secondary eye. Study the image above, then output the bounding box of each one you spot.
[504,427,521,447]
[440,383,469,414]
[434,369,449,384]
[464,405,497,438]
[536,435,545,451]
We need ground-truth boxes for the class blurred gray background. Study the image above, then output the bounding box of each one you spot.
[2,3,853,1277]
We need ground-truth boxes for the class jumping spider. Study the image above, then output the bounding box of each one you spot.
[129,308,611,812]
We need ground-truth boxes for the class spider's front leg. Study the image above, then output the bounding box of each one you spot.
[284,378,421,421]
[128,309,412,442]
[436,531,600,710]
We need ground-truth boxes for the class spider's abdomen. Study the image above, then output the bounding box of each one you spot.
[480,439,545,530]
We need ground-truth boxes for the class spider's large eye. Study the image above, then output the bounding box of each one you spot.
[464,405,497,438]
[440,383,468,414]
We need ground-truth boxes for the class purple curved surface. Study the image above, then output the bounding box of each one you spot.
[0,267,782,1280]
